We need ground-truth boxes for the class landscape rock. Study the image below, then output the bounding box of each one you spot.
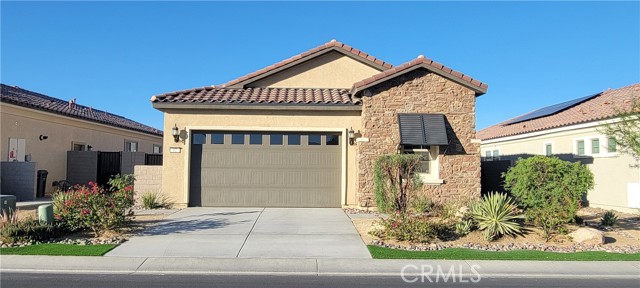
[568,228,605,244]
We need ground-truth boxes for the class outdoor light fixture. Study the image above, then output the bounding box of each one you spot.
[172,124,180,143]
[348,127,356,145]
[38,135,48,141]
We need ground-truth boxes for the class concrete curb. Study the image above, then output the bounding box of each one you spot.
[1,256,639,279]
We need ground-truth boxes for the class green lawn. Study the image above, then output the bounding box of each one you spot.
[0,244,117,256]
[368,246,640,261]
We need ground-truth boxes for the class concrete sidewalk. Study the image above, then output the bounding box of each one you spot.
[1,255,638,279]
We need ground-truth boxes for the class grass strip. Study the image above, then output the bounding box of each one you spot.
[368,246,640,261]
[0,244,117,256]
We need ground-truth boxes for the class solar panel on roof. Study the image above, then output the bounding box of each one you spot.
[503,93,601,125]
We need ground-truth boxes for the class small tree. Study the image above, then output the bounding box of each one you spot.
[373,154,423,213]
[602,99,640,159]
[503,156,594,240]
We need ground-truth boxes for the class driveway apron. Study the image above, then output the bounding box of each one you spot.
[105,208,371,258]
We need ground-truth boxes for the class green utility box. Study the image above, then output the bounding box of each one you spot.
[38,204,53,225]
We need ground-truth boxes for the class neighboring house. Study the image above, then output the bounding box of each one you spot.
[478,83,640,213]
[0,84,163,196]
[152,40,488,208]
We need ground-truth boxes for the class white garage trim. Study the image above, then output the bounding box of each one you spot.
[183,126,349,206]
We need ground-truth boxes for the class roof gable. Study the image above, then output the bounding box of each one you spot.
[477,83,640,141]
[221,40,392,89]
[351,56,488,96]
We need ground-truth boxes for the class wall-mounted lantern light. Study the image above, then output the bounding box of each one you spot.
[39,135,48,141]
[348,127,356,145]
[172,124,180,143]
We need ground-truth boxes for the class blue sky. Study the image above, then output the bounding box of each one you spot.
[2,1,638,131]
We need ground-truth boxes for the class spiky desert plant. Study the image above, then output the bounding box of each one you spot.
[472,192,524,241]
[600,210,618,226]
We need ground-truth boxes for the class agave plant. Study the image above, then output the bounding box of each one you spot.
[472,192,524,241]
[600,210,618,226]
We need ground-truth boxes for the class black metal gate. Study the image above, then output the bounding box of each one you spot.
[480,160,512,196]
[97,152,121,186]
[145,154,163,165]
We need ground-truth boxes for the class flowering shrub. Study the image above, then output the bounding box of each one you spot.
[52,175,135,236]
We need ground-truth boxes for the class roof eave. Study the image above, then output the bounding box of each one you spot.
[152,102,362,112]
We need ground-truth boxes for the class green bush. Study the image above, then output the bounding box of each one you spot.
[52,175,135,236]
[371,213,438,243]
[455,219,473,237]
[410,196,435,214]
[373,154,423,213]
[141,192,169,209]
[107,173,135,192]
[601,211,618,226]
[0,218,62,243]
[471,192,524,241]
[503,156,593,240]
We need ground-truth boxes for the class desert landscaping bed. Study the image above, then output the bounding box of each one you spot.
[1,207,175,249]
[348,207,640,254]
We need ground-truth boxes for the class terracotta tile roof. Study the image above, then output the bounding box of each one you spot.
[351,56,488,95]
[220,40,393,88]
[1,84,163,136]
[152,87,356,105]
[477,83,640,140]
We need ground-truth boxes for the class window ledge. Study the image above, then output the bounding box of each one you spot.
[422,178,444,185]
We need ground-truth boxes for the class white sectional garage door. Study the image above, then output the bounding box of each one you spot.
[189,131,342,207]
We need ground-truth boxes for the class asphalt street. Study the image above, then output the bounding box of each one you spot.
[1,273,638,288]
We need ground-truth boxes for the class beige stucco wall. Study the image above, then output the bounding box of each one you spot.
[161,109,362,208]
[481,123,640,213]
[1,103,163,195]
[134,165,163,207]
[246,51,382,89]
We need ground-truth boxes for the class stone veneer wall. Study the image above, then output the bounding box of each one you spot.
[357,69,481,206]
[133,165,163,207]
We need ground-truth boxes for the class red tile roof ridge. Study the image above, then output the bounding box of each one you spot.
[351,56,488,95]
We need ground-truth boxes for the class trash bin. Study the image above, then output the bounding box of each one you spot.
[37,170,48,198]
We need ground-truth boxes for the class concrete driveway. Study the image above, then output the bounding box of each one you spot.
[106,208,371,258]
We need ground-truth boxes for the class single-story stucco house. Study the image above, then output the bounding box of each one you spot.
[152,40,488,208]
[0,84,163,197]
[478,83,640,213]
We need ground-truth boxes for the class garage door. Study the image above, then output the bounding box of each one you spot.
[189,131,342,207]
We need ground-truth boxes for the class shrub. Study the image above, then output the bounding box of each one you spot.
[141,192,169,209]
[410,196,435,214]
[0,217,62,243]
[52,177,135,236]
[503,156,594,239]
[455,219,473,237]
[371,213,438,243]
[601,211,618,226]
[471,192,524,241]
[374,154,423,213]
[107,174,135,192]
